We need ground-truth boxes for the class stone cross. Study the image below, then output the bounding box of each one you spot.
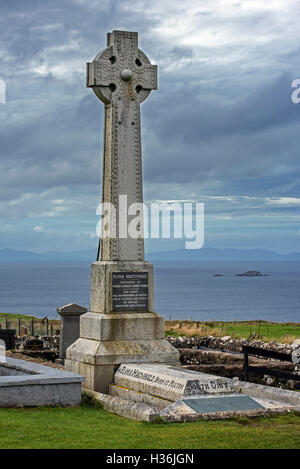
[65,32,179,391]
[87,30,157,261]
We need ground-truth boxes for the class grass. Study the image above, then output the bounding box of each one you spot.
[0,402,299,449]
[165,320,300,343]
[0,312,38,320]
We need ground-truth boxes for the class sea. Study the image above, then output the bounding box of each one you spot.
[0,260,299,322]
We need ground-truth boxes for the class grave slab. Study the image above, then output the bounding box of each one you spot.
[114,363,234,401]
[183,395,264,413]
[159,394,294,422]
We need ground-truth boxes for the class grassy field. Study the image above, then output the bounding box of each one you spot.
[165,320,300,343]
[0,401,299,449]
[0,312,59,323]
[0,312,38,320]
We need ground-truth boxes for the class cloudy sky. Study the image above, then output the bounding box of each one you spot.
[0,0,300,254]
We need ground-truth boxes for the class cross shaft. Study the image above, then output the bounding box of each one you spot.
[87,31,157,261]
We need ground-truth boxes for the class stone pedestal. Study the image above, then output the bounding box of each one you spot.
[65,262,179,393]
[57,303,87,363]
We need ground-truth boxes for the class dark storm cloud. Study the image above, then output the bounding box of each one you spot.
[141,73,300,195]
[151,74,300,143]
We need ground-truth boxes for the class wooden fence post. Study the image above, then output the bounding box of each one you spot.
[243,345,249,382]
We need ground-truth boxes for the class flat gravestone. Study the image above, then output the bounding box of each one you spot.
[158,393,276,421]
[114,363,234,401]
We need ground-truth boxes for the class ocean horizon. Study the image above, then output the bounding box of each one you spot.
[0,260,299,322]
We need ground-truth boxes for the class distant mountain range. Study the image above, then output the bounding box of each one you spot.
[0,248,95,261]
[149,247,300,261]
[0,247,300,262]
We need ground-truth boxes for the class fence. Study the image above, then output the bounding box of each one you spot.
[0,317,60,337]
[243,345,300,383]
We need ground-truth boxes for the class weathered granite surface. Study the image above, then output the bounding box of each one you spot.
[84,388,158,422]
[109,383,172,409]
[67,339,178,367]
[80,312,165,341]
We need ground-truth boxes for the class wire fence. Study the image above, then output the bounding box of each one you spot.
[0,317,60,337]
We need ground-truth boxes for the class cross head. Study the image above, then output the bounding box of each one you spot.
[87,30,157,104]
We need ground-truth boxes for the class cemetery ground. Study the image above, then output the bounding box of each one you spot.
[0,398,299,449]
[1,319,300,450]
[1,311,299,449]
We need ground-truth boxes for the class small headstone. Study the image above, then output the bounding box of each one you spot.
[57,303,87,361]
[0,330,15,350]
[20,325,28,336]
[0,339,5,362]
[24,338,43,350]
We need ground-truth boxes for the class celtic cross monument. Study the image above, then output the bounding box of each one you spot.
[87,29,157,262]
[65,31,179,392]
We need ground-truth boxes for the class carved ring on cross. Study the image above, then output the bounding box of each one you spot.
[87,31,157,105]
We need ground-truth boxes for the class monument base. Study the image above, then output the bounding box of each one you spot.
[65,312,179,393]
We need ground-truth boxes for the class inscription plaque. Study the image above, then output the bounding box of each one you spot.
[112,272,148,311]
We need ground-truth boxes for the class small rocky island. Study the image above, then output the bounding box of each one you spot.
[213,274,224,277]
[236,270,268,277]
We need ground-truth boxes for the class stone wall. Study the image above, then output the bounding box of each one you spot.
[166,334,297,355]
[166,335,300,390]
